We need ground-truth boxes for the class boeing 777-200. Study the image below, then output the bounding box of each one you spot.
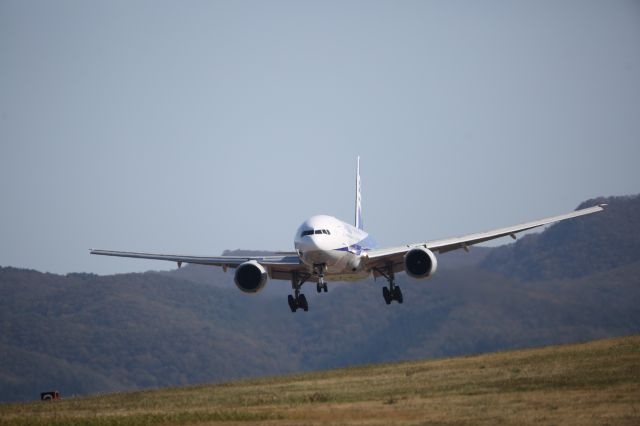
[91,158,605,312]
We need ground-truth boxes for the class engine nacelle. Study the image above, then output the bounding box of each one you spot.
[234,260,268,293]
[404,247,438,279]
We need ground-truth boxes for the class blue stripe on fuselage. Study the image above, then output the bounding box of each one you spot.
[335,234,377,255]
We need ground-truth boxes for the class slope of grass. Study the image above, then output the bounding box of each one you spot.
[1,335,638,425]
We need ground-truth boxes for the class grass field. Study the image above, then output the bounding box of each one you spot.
[1,335,639,425]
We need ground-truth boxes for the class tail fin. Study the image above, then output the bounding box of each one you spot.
[355,156,363,230]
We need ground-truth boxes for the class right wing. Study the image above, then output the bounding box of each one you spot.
[363,203,606,274]
[89,249,307,281]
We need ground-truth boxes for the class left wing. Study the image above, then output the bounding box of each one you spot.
[89,249,306,280]
[364,204,606,272]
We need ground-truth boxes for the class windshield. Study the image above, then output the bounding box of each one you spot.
[301,229,331,237]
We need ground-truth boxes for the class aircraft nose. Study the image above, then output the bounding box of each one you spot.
[296,235,317,251]
[308,235,333,250]
[296,234,334,253]
[303,235,322,250]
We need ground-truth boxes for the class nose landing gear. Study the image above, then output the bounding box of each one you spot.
[314,264,328,293]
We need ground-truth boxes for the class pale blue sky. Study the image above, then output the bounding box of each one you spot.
[1,1,639,274]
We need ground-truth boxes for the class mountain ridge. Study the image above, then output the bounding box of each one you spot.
[0,194,638,402]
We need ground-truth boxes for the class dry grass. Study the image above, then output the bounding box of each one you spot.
[1,335,639,425]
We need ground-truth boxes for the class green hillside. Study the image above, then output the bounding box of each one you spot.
[0,194,638,403]
[1,335,638,425]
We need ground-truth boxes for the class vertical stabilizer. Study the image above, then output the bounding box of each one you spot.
[355,156,363,230]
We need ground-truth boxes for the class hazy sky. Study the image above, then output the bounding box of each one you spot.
[1,1,639,275]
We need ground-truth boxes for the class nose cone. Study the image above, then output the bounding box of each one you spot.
[294,215,336,240]
[294,215,342,266]
[306,234,334,250]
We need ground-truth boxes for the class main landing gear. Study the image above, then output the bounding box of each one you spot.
[376,263,403,305]
[288,293,308,312]
[288,271,310,313]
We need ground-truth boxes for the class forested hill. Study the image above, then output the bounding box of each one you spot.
[1,194,638,403]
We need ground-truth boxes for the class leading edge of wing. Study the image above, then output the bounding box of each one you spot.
[366,203,606,260]
[89,249,301,268]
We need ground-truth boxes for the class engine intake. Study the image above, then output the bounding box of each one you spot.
[234,261,268,293]
[404,247,438,279]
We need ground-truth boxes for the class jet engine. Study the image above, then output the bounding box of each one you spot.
[404,247,438,279]
[234,260,268,293]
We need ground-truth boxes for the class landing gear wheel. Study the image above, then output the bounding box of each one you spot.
[288,294,297,312]
[298,294,309,312]
[378,262,404,306]
[316,280,328,294]
[394,286,403,304]
[382,287,391,305]
[289,272,311,312]
[314,264,328,295]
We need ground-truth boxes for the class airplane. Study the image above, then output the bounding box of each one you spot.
[91,158,606,312]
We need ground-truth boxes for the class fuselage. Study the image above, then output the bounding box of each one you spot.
[293,215,377,281]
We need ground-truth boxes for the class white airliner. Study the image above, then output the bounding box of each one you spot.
[92,158,605,312]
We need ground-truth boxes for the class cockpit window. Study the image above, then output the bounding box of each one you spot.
[301,229,331,237]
